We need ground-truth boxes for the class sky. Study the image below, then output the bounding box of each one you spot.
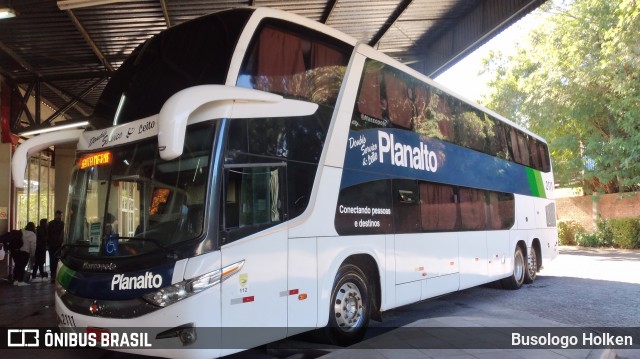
[433,9,546,103]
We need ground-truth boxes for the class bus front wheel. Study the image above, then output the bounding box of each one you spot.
[325,263,371,346]
[500,246,525,290]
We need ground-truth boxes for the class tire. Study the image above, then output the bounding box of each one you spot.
[325,264,371,346]
[524,246,538,284]
[500,246,525,290]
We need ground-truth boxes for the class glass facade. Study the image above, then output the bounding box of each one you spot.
[16,152,55,229]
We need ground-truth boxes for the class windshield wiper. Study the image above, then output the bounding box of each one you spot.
[58,242,92,257]
[117,236,178,259]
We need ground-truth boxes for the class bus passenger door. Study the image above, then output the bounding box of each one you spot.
[219,165,288,352]
[392,180,424,306]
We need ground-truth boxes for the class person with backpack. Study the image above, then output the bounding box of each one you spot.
[0,231,9,255]
[7,227,33,286]
[31,218,48,281]
[15,223,37,285]
[48,210,64,283]
[5,230,24,281]
[0,231,14,282]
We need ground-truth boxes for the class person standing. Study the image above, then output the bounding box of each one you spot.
[14,224,36,286]
[4,230,22,284]
[31,218,48,281]
[48,210,64,283]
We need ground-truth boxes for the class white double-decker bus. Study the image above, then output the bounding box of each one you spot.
[12,7,558,358]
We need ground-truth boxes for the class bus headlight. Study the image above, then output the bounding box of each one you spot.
[143,260,244,307]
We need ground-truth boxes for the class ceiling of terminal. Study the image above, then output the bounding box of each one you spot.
[0,0,545,135]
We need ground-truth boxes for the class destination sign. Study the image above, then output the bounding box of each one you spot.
[79,151,112,169]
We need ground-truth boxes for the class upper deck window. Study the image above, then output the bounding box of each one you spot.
[238,20,352,107]
[353,59,551,173]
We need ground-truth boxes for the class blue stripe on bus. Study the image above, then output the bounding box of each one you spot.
[341,128,541,197]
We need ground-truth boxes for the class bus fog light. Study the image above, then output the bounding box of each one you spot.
[179,327,197,345]
[156,324,196,346]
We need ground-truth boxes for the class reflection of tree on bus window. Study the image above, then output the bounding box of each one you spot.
[380,98,390,126]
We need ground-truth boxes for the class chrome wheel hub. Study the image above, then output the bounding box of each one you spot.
[334,282,364,331]
[515,252,524,281]
[528,250,537,277]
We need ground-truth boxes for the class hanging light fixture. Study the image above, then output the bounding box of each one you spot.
[0,0,18,19]
[20,121,89,137]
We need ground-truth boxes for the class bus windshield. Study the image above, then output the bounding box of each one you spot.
[65,124,215,258]
[91,9,253,129]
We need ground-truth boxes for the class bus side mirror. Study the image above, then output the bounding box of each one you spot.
[157,85,317,161]
[11,129,84,188]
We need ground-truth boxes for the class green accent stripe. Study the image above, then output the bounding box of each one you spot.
[526,168,546,198]
[534,170,546,198]
[525,168,538,197]
[57,264,76,289]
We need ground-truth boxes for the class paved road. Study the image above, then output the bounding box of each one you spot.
[2,246,639,358]
[285,246,640,358]
[374,246,640,329]
[247,246,640,358]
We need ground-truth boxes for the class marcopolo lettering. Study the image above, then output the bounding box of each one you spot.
[83,262,117,271]
[111,272,163,290]
[377,131,438,172]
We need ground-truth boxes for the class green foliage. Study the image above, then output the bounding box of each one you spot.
[480,0,640,193]
[594,219,614,247]
[568,217,640,248]
[557,217,640,248]
[557,220,584,245]
[607,218,640,249]
[575,232,602,247]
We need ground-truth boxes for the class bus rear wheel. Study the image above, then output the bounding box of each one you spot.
[325,264,371,346]
[500,246,525,290]
[524,246,538,284]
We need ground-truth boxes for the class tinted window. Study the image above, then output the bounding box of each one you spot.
[226,111,329,165]
[487,192,515,230]
[459,187,486,230]
[392,180,420,233]
[419,182,458,231]
[335,179,515,235]
[335,178,393,235]
[223,165,285,242]
[223,110,331,242]
[93,9,253,128]
[488,121,510,160]
[239,21,352,107]
[353,59,552,173]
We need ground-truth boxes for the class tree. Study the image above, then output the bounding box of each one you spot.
[480,0,640,193]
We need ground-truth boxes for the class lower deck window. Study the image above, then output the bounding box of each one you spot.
[335,179,515,235]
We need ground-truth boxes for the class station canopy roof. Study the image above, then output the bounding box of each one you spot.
[0,0,545,134]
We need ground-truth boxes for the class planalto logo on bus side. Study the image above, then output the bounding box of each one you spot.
[378,131,438,172]
[348,130,439,172]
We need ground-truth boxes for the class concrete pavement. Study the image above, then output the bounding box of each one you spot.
[1,247,639,358]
